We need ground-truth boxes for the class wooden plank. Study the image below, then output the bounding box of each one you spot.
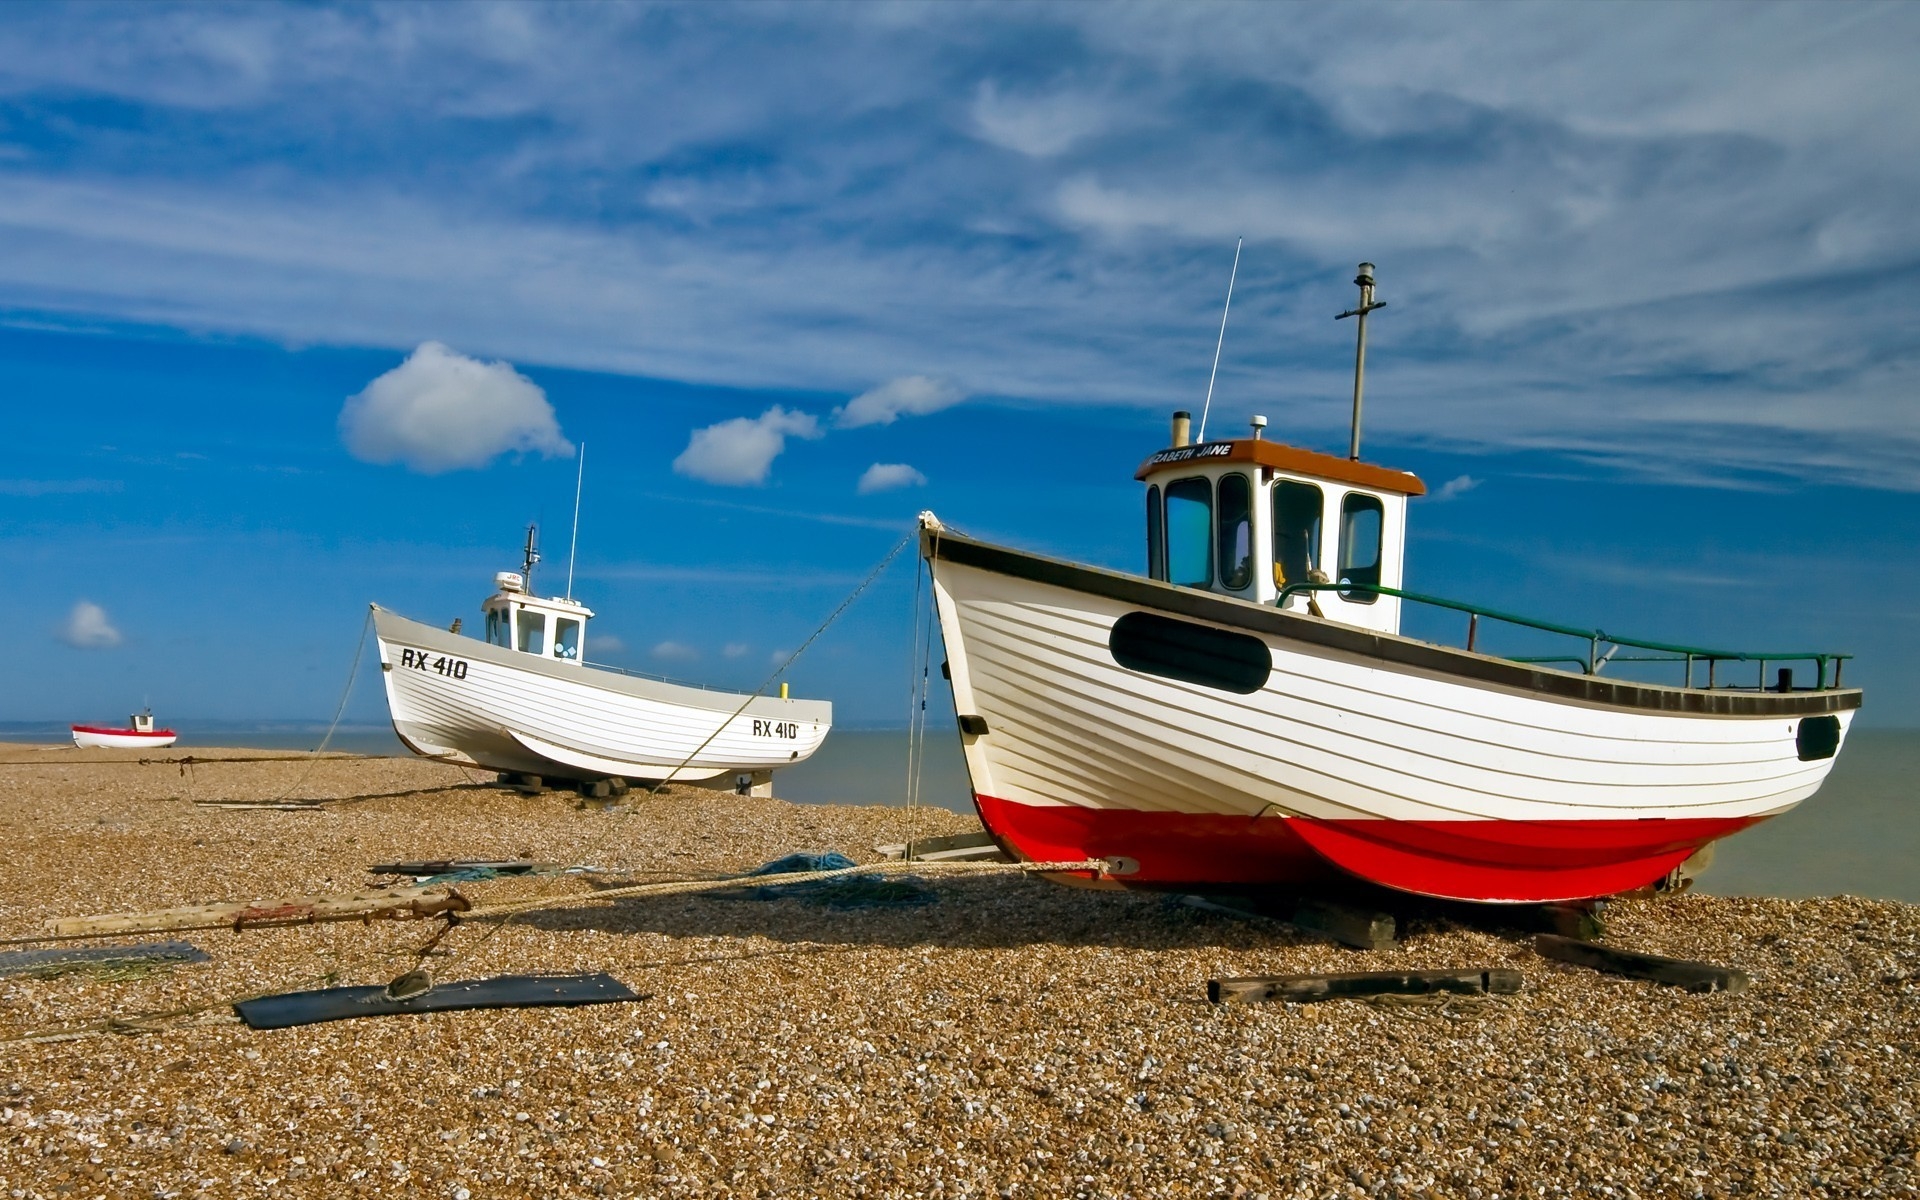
[46,887,470,939]
[1209,968,1523,1005]
[1533,934,1749,994]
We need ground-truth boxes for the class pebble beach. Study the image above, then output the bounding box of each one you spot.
[2,743,1916,1199]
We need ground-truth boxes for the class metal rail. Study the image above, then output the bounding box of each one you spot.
[1275,581,1850,690]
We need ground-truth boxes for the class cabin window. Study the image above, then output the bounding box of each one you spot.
[484,610,509,648]
[1272,480,1324,595]
[516,610,546,655]
[1164,477,1214,588]
[1216,473,1253,591]
[1109,611,1272,694]
[555,618,582,661]
[1145,485,1165,581]
[1338,493,1385,603]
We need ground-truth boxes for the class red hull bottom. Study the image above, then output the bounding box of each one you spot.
[974,793,1762,904]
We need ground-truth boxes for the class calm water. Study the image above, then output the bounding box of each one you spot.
[8,721,1913,903]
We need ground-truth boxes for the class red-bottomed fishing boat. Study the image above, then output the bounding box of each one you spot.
[918,263,1861,904]
[71,710,178,750]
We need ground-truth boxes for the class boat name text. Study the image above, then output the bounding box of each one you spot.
[1142,442,1235,468]
[398,648,469,680]
[753,719,800,739]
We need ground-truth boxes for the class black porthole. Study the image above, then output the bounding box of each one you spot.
[1796,715,1841,761]
[1108,611,1272,695]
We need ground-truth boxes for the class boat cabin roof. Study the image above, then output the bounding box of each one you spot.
[1136,438,1426,497]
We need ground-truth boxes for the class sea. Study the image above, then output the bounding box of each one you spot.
[6,722,1914,905]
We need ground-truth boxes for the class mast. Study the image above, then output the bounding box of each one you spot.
[521,523,540,593]
[1196,238,1242,443]
[565,443,585,601]
[1335,261,1387,460]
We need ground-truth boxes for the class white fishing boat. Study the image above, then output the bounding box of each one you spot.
[71,710,177,750]
[920,263,1861,903]
[373,527,830,792]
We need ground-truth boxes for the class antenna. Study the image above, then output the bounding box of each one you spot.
[565,443,585,601]
[521,523,540,593]
[1335,261,1387,460]
[1196,237,1242,443]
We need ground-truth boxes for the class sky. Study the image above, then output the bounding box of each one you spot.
[2,1,1917,731]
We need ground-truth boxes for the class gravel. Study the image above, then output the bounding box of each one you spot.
[2,742,1917,1199]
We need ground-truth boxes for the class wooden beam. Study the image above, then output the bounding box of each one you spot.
[45,887,470,940]
[1209,968,1523,1005]
[1533,934,1749,994]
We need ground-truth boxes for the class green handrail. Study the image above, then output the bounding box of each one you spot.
[1275,580,1851,689]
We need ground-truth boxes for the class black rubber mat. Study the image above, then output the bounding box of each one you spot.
[234,972,641,1029]
[0,941,210,980]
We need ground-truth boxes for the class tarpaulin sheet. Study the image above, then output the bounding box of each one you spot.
[234,972,641,1030]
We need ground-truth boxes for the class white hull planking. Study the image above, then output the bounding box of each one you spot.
[373,606,829,782]
[932,557,1851,827]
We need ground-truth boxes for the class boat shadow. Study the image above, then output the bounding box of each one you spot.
[505,872,1550,954]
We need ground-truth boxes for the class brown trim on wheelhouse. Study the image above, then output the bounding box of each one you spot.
[1135,438,1427,497]
[924,530,1862,719]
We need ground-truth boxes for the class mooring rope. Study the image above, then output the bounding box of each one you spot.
[0,857,1105,1046]
[461,857,1107,921]
[429,527,919,979]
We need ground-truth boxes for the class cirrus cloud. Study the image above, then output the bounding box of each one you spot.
[857,462,927,494]
[1432,474,1482,501]
[58,600,121,649]
[673,405,823,486]
[339,341,572,474]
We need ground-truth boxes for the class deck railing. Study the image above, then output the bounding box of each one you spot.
[1274,581,1850,691]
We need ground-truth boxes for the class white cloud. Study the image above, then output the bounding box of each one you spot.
[58,600,121,649]
[767,648,792,666]
[971,80,1112,158]
[1432,475,1481,502]
[672,405,822,486]
[651,640,699,662]
[339,341,572,474]
[834,377,964,430]
[722,642,750,659]
[857,462,927,494]
[590,632,626,655]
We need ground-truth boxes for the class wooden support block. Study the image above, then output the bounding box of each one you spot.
[1209,968,1523,1005]
[1533,934,1749,995]
[1287,898,1398,951]
[1539,904,1606,942]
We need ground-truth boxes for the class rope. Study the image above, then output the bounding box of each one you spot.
[256,609,374,805]
[0,754,368,769]
[431,528,919,978]
[463,857,1108,921]
[0,857,1107,1046]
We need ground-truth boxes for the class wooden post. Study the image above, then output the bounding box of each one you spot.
[1209,968,1523,1005]
[1534,934,1749,994]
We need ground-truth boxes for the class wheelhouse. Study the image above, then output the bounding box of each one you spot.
[481,571,594,664]
[1136,411,1426,635]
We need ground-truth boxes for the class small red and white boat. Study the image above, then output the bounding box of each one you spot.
[919,264,1862,904]
[71,710,178,750]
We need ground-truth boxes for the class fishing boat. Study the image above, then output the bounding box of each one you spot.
[71,710,177,750]
[373,526,831,792]
[920,263,1861,903]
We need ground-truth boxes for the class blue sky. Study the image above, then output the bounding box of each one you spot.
[2,2,1917,729]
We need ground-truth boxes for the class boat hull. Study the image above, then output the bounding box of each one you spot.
[925,527,1860,903]
[70,726,178,750]
[372,606,831,783]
